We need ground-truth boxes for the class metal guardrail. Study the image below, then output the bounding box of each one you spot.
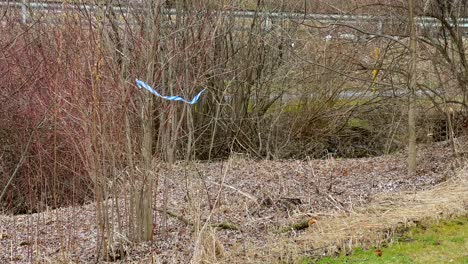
[1,0,468,31]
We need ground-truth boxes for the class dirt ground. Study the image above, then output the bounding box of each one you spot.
[0,141,466,263]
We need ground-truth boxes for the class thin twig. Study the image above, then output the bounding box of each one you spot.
[207,180,259,205]
[157,209,240,231]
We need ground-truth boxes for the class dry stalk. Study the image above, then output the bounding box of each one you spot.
[191,158,233,264]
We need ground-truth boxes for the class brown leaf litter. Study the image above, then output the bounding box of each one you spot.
[0,141,466,263]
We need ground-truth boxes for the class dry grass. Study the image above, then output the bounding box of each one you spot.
[229,167,468,263]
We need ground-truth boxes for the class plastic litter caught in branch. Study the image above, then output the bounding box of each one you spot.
[136,79,205,105]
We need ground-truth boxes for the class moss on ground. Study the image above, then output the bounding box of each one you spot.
[302,216,468,264]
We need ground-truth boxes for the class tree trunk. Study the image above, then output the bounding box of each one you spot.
[132,0,160,242]
[407,0,417,176]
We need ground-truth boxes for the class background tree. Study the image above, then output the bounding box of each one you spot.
[408,0,418,176]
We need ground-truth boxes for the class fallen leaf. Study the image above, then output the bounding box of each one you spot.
[343,169,349,177]
[375,249,382,257]
[308,218,317,227]
[20,241,31,246]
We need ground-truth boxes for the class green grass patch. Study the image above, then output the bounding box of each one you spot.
[347,118,371,130]
[303,216,468,264]
[335,98,368,107]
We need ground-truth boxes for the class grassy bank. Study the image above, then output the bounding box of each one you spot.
[309,216,468,264]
